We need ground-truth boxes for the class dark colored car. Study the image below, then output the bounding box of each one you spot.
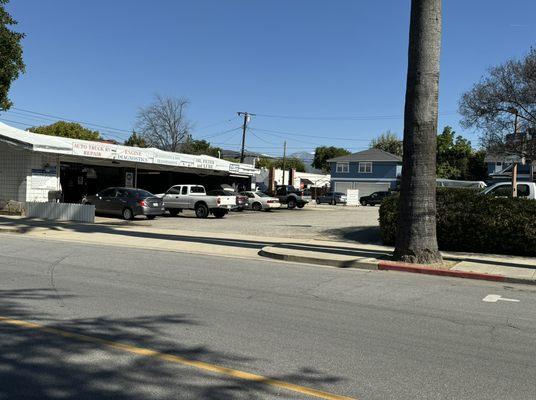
[315,191,347,205]
[360,191,391,206]
[84,187,165,220]
[272,185,308,209]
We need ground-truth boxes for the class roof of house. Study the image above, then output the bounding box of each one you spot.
[327,148,402,163]
[484,153,522,163]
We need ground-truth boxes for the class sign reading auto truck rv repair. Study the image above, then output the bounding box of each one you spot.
[72,142,152,163]
[72,142,116,159]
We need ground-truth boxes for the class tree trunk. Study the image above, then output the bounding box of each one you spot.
[394,0,443,264]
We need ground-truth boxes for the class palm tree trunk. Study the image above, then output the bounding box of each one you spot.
[394,0,443,264]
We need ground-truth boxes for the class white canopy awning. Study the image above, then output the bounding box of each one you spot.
[0,122,258,176]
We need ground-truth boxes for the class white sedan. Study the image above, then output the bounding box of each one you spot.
[240,191,281,211]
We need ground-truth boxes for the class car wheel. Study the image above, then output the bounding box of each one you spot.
[146,215,156,220]
[330,199,336,206]
[195,203,209,219]
[168,209,179,217]
[297,203,305,209]
[315,199,321,204]
[252,202,263,212]
[213,209,227,219]
[287,199,297,209]
[122,207,134,220]
[360,201,366,206]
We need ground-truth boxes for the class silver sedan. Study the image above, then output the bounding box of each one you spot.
[240,191,281,211]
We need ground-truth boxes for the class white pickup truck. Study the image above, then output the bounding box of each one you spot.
[157,185,236,218]
[481,181,536,199]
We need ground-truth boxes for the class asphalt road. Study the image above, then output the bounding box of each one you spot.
[1,235,535,400]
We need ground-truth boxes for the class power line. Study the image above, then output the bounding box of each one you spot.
[253,111,458,121]
[12,107,132,134]
[0,117,127,143]
[250,126,373,142]
[196,126,242,140]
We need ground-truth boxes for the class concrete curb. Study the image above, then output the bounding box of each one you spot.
[0,226,28,234]
[377,261,536,285]
[259,246,536,285]
[258,248,378,270]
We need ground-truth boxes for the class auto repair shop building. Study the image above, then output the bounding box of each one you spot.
[0,122,258,205]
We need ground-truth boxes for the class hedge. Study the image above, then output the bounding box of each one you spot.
[379,188,536,256]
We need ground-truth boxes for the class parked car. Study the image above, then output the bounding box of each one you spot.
[219,185,248,211]
[240,191,281,211]
[157,184,236,218]
[271,185,308,209]
[84,187,165,220]
[315,191,347,205]
[480,182,536,199]
[360,191,391,206]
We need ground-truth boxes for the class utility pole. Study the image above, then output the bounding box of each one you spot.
[282,140,287,185]
[512,111,519,198]
[237,112,255,163]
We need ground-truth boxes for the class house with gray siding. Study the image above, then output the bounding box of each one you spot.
[484,154,534,182]
[328,148,402,197]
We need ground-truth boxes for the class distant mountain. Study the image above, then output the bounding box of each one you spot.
[289,151,324,174]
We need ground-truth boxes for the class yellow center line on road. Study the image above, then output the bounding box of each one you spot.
[0,316,356,400]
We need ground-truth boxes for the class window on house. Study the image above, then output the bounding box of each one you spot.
[336,163,349,173]
[358,162,372,173]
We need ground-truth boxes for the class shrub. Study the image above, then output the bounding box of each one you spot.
[379,188,536,256]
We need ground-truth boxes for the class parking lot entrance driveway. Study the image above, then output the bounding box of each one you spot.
[95,205,382,244]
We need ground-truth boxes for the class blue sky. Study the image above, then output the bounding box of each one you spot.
[3,0,536,156]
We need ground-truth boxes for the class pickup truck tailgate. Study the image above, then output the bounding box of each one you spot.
[218,196,236,207]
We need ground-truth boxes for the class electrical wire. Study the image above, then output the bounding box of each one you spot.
[253,111,458,121]
[250,126,378,142]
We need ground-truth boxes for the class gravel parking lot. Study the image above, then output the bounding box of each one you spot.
[95,204,382,244]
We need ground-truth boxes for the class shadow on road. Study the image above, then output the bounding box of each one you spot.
[322,226,382,245]
[0,288,347,399]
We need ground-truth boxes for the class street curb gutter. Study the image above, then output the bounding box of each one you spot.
[258,248,379,270]
[259,246,536,285]
[375,261,536,285]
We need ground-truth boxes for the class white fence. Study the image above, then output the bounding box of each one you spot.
[25,202,95,223]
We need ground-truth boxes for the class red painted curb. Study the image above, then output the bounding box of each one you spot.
[377,261,507,282]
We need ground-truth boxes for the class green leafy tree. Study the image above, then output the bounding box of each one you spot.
[255,157,275,170]
[436,126,474,179]
[312,146,351,173]
[255,157,306,172]
[124,132,147,147]
[0,0,25,111]
[274,157,306,172]
[370,130,403,157]
[181,139,221,157]
[28,121,101,141]
[467,150,487,181]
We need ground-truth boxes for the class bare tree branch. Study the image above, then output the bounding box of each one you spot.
[135,95,192,152]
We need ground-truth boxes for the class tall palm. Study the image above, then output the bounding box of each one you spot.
[394,0,443,264]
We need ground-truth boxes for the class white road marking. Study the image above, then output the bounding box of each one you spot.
[483,294,520,303]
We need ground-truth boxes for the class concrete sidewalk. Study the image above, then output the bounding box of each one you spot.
[1,215,535,285]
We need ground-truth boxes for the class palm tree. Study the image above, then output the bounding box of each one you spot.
[394,0,443,264]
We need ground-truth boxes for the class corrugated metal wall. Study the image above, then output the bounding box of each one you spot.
[25,202,95,223]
